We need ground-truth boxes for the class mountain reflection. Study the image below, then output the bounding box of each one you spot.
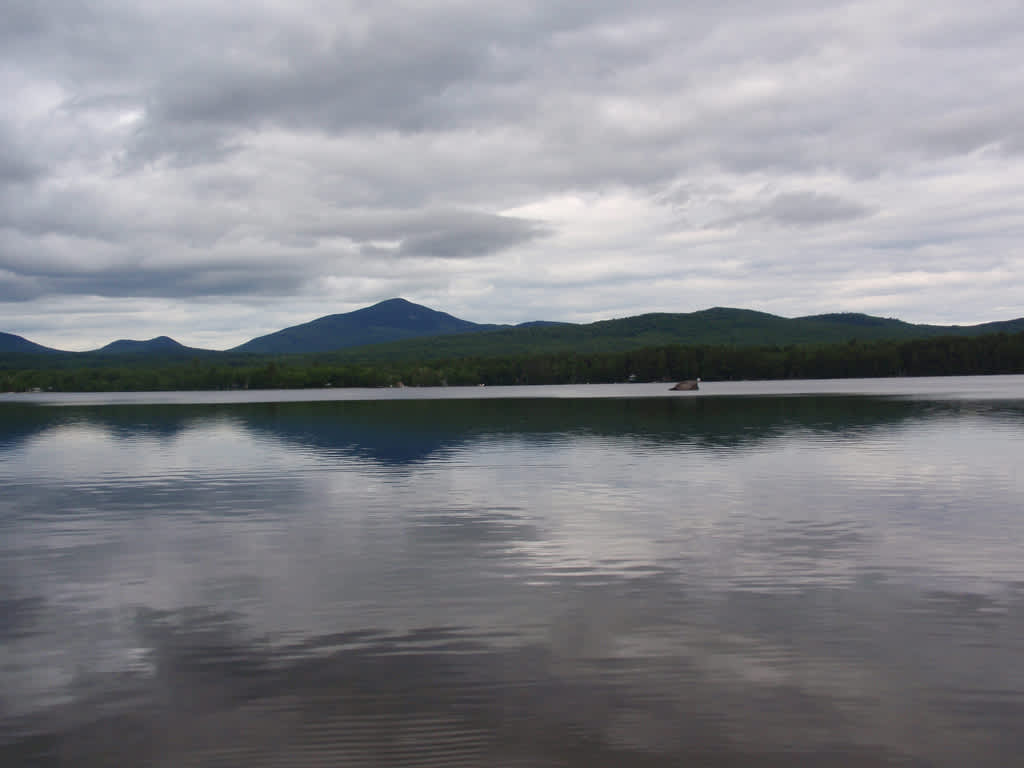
[5,395,1020,466]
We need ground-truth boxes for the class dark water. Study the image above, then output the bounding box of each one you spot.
[2,378,1024,765]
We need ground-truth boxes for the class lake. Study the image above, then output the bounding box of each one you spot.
[2,376,1023,765]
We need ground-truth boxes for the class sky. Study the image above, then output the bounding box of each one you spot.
[1,0,1023,351]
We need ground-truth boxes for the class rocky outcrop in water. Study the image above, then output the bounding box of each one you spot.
[670,380,699,391]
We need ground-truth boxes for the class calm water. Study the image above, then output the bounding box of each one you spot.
[2,377,1023,766]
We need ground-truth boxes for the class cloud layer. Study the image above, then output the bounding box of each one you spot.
[2,0,1022,348]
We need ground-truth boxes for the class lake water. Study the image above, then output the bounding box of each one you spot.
[2,376,1023,765]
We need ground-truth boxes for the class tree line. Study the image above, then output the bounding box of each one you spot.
[3,332,1023,392]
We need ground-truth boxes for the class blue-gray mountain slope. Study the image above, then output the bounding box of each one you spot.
[93,336,209,356]
[230,298,501,355]
[0,332,59,355]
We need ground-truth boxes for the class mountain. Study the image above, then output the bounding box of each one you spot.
[230,298,501,355]
[799,312,1024,338]
[91,336,209,356]
[795,313,920,333]
[0,332,60,355]
[325,307,1024,362]
[5,302,1024,364]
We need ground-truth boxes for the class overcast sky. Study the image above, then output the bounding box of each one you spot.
[2,0,1022,350]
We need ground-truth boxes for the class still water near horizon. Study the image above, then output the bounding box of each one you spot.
[1,376,1024,765]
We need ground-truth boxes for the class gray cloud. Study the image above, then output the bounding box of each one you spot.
[0,0,1022,347]
[396,220,544,259]
[0,148,42,187]
[340,210,552,260]
[0,120,44,186]
[297,208,548,247]
[0,259,309,303]
[714,192,876,229]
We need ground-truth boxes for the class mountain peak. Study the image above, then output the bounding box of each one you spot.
[374,297,414,306]
[95,336,190,354]
[230,298,495,355]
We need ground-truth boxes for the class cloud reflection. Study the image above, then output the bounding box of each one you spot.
[2,396,1024,764]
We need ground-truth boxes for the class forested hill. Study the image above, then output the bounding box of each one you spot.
[230,297,501,354]
[325,308,1024,363]
[93,336,210,356]
[797,312,1024,337]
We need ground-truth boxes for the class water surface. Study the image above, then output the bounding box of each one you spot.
[2,377,1023,765]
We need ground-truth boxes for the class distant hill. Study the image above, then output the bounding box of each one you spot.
[230,297,501,355]
[92,336,207,356]
[796,312,1024,338]
[326,307,1024,362]
[0,332,59,355]
[4,301,1024,365]
[796,313,920,332]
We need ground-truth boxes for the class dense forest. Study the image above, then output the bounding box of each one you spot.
[3,331,1023,392]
